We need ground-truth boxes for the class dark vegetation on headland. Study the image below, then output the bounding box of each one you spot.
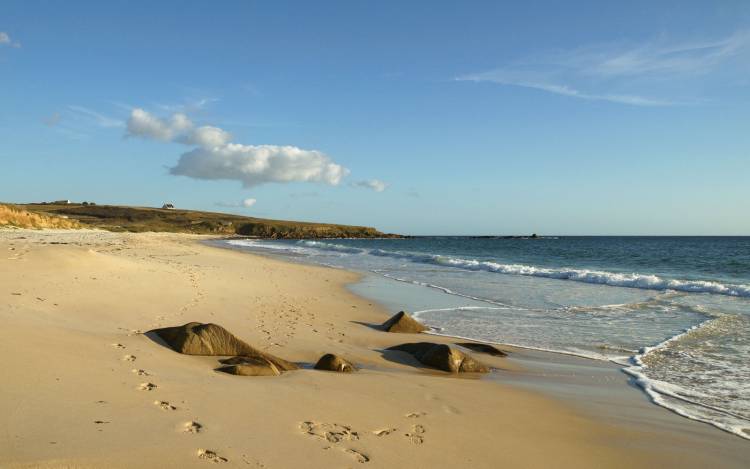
[13,202,398,239]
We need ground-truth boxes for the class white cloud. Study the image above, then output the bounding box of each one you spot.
[172,144,348,187]
[584,31,750,78]
[126,108,351,188]
[156,97,219,114]
[242,198,256,207]
[353,179,388,192]
[461,78,672,106]
[183,125,231,148]
[127,108,191,140]
[457,30,750,106]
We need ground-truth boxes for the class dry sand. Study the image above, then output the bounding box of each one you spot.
[0,229,747,468]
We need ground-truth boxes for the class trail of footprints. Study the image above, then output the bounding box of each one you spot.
[119,252,230,463]
[108,337,229,464]
[254,298,346,351]
[299,411,429,464]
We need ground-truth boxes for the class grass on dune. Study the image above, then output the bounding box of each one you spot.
[0,204,81,230]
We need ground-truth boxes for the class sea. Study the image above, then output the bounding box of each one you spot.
[220,236,750,439]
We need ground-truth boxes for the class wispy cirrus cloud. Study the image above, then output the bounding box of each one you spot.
[457,30,750,106]
[68,105,124,128]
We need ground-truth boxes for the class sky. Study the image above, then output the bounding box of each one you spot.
[2,1,750,235]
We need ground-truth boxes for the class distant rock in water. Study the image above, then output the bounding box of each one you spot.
[314,353,357,372]
[455,342,508,357]
[150,322,297,371]
[381,311,428,333]
[387,342,489,373]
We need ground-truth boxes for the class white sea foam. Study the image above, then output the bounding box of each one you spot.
[368,247,750,298]
[623,320,750,439]
[297,240,366,254]
[226,239,306,253]
[234,239,750,298]
[417,304,750,439]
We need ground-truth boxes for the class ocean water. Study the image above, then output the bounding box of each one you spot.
[222,236,750,439]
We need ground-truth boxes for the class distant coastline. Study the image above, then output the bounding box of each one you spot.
[4,201,400,239]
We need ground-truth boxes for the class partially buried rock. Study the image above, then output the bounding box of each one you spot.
[387,342,489,373]
[455,342,508,357]
[150,322,297,371]
[381,311,428,333]
[216,356,283,377]
[314,353,357,373]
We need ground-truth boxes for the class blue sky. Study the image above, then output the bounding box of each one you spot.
[2,1,749,235]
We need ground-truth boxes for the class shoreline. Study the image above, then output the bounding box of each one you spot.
[1,230,747,468]
[220,237,750,442]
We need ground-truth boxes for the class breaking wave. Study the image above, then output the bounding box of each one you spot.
[304,242,750,298]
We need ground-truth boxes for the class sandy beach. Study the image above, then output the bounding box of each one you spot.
[1,229,748,469]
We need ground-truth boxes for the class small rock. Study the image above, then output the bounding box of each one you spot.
[314,354,357,373]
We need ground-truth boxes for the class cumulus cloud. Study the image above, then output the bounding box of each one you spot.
[353,179,387,192]
[172,144,348,187]
[127,108,191,141]
[125,108,351,188]
[183,125,231,148]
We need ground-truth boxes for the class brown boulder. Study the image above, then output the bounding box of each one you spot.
[314,353,357,373]
[150,322,297,371]
[381,311,428,333]
[387,342,489,373]
[456,342,508,357]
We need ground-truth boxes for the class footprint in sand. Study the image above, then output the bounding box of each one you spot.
[111,343,126,349]
[372,428,397,437]
[300,421,369,462]
[154,401,176,411]
[139,382,157,391]
[197,449,227,463]
[405,424,426,445]
[184,421,203,433]
[132,369,149,376]
[405,411,426,418]
[344,448,370,464]
[300,421,359,443]
[123,355,136,362]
